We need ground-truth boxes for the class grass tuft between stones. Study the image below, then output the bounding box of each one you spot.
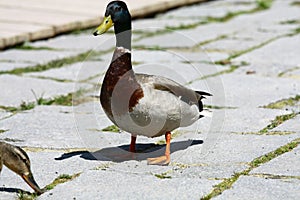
[0,129,8,133]
[0,49,111,75]
[262,95,300,109]
[291,1,300,6]
[0,101,35,113]
[250,173,300,180]
[256,0,273,9]
[17,173,81,200]
[154,171,172,179]
[17,191,38,200]
[44,173,81,191]
[101,125,120,133]
[259,112,298,133]
[15,44,58,51]
[233,131,295,136]
[0,89,86,114]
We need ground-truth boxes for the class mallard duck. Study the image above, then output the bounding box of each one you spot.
[93,1,211,165]
[0,142,43,194]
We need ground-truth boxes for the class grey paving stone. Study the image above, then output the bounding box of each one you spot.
[215,176,300,200]
[251,145,300,177]
[203,108,293,133]
[170,50,229,63]
[131,49,186,63]
[161,0,256,19]
[133,18,200,32]
[26,61,108,82]
[0,186,16,200]
[0,109,11,121]
[0,61,31,72]
[0,74,88,107]
[94,48,202,67]
[273,115,300,133]
[223,5,300,37]
[134,23,236,48]
[233,35,300,77]
[202,37,264,55]
[190,73,300,108]
[134,62,227,85]
[172,132,299,165]
[38,169,220,200]
[172,163,248,179]
[0,49,80,65]
[0,106,84,149]
[281,67,300,79]
[30,33,115,52]
[168,107,294,140]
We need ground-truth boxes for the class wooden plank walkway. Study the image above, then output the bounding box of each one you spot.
[0,0,207,49]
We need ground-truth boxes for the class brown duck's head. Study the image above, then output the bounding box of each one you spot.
[1,142,44,194]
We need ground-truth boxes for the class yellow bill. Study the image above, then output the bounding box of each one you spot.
[93,15,113,36]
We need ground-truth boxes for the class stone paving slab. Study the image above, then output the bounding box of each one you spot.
[179,107,293,136]
[134,22,236,48]
[30,33,115,53]
[162,0,257,19]
[173,133,300,165]
[190,73,300,108]
[26,61,108,82]
[273,115,300,133]
[0,106,84,148]
[135,62,227,85]
[204,108,292,133]
[170,50,229,63]
[38,169,220,200]
[0,75,89,107]
[0,62,32,72]
[215,176,300,200]
[132,18,200,32]
[0,49,81,66]
[233,35,300,77]
[281,67,300,80]
[0,109,11,121]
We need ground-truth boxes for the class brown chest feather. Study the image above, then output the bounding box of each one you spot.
[100,52,144,118]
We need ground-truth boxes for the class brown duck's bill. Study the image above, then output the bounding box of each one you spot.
[93,15,114,36]
[22,174,44,195]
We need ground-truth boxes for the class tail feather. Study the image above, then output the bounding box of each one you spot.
[195,90,212,112]
[196,91,212,97]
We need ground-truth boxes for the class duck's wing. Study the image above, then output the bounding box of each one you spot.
[135,74,211,111]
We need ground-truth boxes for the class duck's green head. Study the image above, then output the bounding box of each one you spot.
[93,1,131,36]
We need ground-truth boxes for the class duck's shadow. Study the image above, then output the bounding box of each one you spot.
[0,187,32,195]
[55,140,203,162]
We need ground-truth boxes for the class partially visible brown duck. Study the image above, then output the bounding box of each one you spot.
[0,141,43,194]
[93,1,211,165]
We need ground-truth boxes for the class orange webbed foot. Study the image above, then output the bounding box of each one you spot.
[147,155,170,166]
[147,131,171,166]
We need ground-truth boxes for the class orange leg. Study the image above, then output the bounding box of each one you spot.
[129,135,136,152]
[147,131,171,165]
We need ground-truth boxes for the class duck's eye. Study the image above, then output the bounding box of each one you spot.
[115,6,121,12]
[105,20,109,24]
